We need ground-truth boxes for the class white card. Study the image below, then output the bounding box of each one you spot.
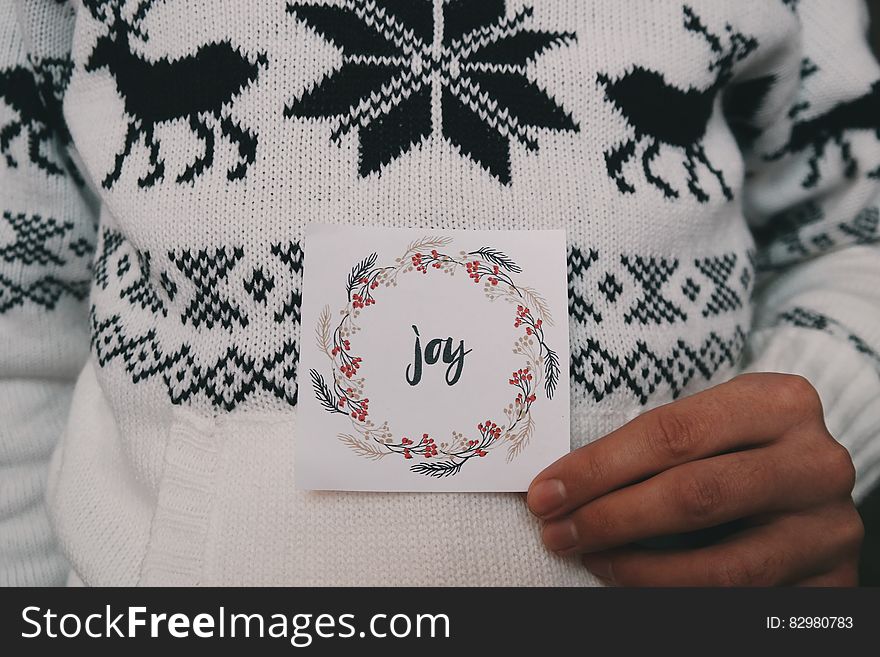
[296,224,570,492]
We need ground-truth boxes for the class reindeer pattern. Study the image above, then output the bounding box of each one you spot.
[597,5,760,204]
[0,57,78,178]
[4,0,877,417]
[81,0,266,189]
[767,58,880,188]
[8,1,871,200]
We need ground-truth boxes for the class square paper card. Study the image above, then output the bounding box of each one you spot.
[296,225,570,492]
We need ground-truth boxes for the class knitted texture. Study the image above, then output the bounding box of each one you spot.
[1,0,879,585]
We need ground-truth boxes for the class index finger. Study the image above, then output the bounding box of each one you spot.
[526,373,822,520]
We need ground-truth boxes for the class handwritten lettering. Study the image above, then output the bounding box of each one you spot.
[406,325,472,387]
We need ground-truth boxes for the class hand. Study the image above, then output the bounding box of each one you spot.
[526,373,863,586]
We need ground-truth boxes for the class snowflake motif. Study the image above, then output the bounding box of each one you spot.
[286,0,579,184]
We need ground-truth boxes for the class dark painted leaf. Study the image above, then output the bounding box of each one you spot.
[410,460,464,477]
[310,369,344,415]
[287,3,401,56]
[469,30,575,66]
[347,252,378,296]
[467,71,578,132]
[359,84,431,176]
[544,347,559,400]
[470,247,522,274]
[442,87,511,184]
[443,0,505,45]
[286,63,401,119]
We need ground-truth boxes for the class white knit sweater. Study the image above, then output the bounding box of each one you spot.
[2,0,879,586]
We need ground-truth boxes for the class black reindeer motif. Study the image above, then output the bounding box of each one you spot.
[598,5,758,203]
[83,0,266,189]
[0,59,74,177]
[767,77,880,188]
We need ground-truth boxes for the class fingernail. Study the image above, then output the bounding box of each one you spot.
[582,554,614,583]
[528,478,566,517]
[542,519,578,553]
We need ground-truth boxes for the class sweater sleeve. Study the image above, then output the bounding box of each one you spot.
[740,0,880,503]
[0,0,98,585]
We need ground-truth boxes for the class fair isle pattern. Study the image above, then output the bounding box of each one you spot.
[778,306,880,373]
[755,203,879,269]
[567,245,755,327]
[89,229,303,411]
[90,230,753,410]
[570,326,747,404]
[90,310,301,410]
[566,244,752,403]
[0,211,93,312]
[286,0,579,183]
[117,250,166,315]
[170,247,248,330]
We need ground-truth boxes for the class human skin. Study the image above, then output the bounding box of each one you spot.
[527,373,864,586]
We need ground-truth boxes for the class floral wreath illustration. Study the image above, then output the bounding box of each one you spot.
[309,236,560,478]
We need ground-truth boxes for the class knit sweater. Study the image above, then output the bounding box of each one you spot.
[2,0,879,586]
